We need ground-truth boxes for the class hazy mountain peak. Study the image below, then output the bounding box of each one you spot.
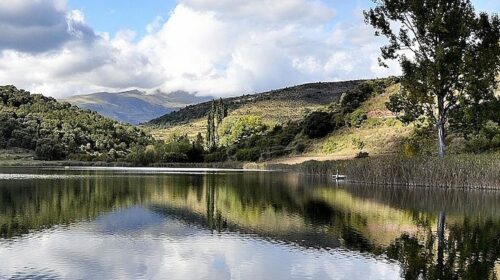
[63,89,213,125]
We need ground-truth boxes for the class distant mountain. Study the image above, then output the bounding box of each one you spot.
[63,90,212,124]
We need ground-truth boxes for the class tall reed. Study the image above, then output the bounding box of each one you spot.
[267,154,500,189]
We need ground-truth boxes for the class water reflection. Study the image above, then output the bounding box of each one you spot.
[0,168,499,279]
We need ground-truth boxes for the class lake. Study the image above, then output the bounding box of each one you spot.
[0,167,499,280]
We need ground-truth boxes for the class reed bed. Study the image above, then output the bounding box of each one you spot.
[268,154,500,189]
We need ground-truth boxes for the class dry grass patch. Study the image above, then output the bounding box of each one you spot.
[148,118,207,141]
[310,118,413,156]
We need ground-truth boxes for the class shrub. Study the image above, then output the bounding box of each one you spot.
[8,129,35,149]
[338,82,375,113]
[235,147,261,162]
[348,109,368,127]
[205,148,228,162]
[465,121,500,153]
[185,146,204,162]
[35,138,66,160]
[303,112,333,139]
[219,115,268,145]
[163,152,189,163]
[295,143,306,153]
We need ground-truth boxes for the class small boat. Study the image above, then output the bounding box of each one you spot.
[332,170,346,180]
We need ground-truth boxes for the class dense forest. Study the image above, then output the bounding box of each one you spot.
[0,85,152,161]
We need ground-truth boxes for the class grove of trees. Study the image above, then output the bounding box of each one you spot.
[0,85,152,161]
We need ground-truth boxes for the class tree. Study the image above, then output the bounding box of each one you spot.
[303,112,333,138]
[365,0,500,157]
[206,98,228,150]
[219,115,267,145]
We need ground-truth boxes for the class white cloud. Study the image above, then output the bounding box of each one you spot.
[180,0,336,25]
[0,0,401,98]
[0,206,402,279]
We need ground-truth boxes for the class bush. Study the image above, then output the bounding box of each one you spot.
[235,147,261,161]
[219,115,268,145]
[186,146,204,162]
[338,82,375,113]
[35,138,66,160]
[465,121,500,153]
[295,143,306,153]
[163,152,189,163]
[348,109,368,127]
[205,148,228,162]
[8,129,35,149]
[303,112,333,139]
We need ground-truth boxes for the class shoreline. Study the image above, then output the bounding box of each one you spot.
[1,153,498,189]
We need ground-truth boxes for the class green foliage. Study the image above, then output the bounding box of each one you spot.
[163,152,189,163]
[338,83,373,113]
[0,86,152,161]
[126,135,204,165]
[207,98,228,150]
[149,80,364,127]
[352,138,365,151]
[347,109,368,127]
[219,115,268,145]
[234,147,261,162]
[402,127,437,156]
[204,147,228,162]
[303,112,333,138]
[333,79,391,115]
[366,0,500,156]
[449,96,500,136]
[464,121,500,153]
[34,138,65,160]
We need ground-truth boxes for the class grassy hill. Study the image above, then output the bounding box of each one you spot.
[64,89,212,125]
[149,78,413,162]
[148,80,365,127]
[307,83,413,159]
[150,75,500,164]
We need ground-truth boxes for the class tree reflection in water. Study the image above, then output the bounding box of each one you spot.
[0,168,499,279]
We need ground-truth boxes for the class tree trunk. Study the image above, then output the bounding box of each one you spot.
[437,97,446,158]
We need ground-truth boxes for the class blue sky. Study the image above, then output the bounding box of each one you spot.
[1,0,499,97]
[67,0,177,37]
[67,0,499,38]
[67,0,379,37]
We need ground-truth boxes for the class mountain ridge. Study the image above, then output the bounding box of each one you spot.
[63,89,213,125]
[148,80,369,127]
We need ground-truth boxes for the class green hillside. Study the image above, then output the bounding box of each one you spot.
[0,85,152,161]
[148,80,365,126]
[150,77,499,164]
[150,78,409,162]
[64,89,212,125]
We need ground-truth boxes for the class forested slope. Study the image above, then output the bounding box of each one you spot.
[0,85,152,161]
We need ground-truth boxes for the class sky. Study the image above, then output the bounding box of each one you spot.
[0,0,498,98]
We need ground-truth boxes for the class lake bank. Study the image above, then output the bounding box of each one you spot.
[2,149,498,189]
[263,153,500,189]
[0,149,245,168]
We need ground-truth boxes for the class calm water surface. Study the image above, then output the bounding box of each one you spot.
[0,167,499,280]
